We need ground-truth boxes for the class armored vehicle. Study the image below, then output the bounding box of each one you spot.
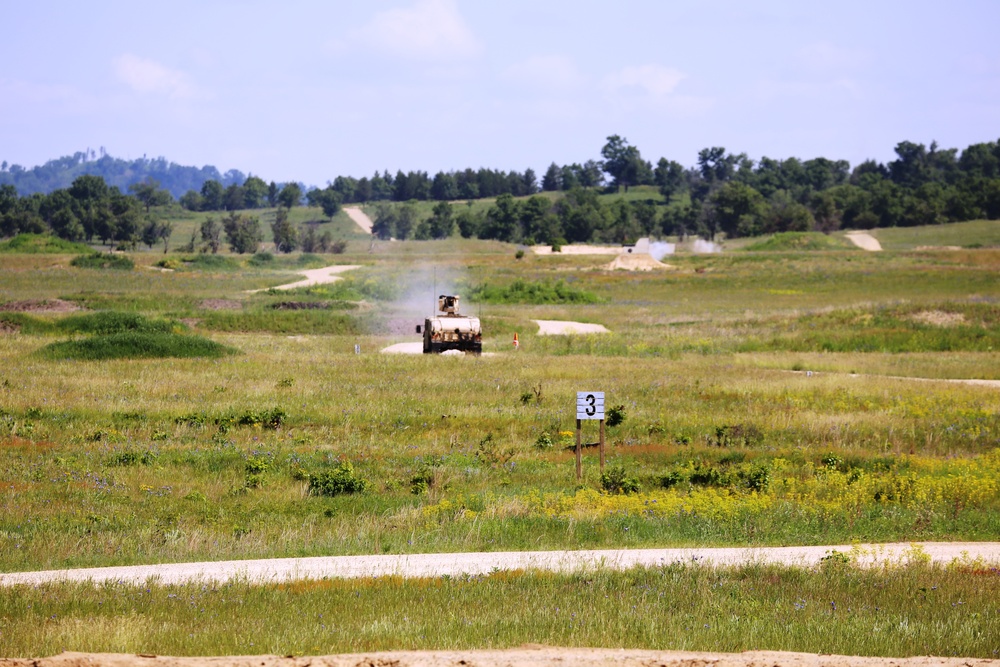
[416,295,482,355]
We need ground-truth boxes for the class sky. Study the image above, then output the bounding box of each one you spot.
[2,0,999,186]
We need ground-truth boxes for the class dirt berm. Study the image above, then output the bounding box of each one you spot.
[4,650,998,667]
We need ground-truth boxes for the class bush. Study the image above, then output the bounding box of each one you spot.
[70,253,134,270]
[0,233,91,254]
[600,465,640,494]
[309,462,369,496]
[606,404,626,428]
[236,407,287,429]
[57,312,179,335]
[38,332,237,360]
[468,279,602,305]
[247,251,274,267]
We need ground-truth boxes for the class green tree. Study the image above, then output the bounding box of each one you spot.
[271,208,299,253]
[223,184,246,211]
[395,202,419,240]
[277,183,302,208]
[481,193,521,242]
[222,212,263,254]
[556,187,606,242]
[654,158,685,200]
[309,187,342,219]
[179,190,203,211]
[200,216,222,253]
[200,180,224,211]
[371,202,396,240]
[427,201,455,239]
[710,182,767,238]
[542,163,561,191]
[128,178,172,212]
[243,176,268,208]
[601,135,643,192]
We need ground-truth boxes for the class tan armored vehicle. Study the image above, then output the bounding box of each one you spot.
[416,295,482,355]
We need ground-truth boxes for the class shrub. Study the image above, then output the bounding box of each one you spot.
[534,432,554,450]
[714,423,764,447]
[57,312,179,335]
[514,249,525,259]
[247,251,274,267]
[468,279,601,304]
[606,404,626,428]
[39,332,236,360]
[600,465,640,494]
[309,462,369,496]
[0,233,91,254]
[107,449,157,467]
[236,408,287,429]
[70,253,134,270]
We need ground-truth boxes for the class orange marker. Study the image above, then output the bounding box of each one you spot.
[513,332,519,350]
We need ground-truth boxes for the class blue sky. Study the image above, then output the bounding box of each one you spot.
[2,0,998,186]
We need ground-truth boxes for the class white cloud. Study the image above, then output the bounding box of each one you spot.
[348,0,481,61]
[603,64,685,98]
[501,55,586,91]
[113,54,193,98]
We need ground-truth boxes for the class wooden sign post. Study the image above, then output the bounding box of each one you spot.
[575,391,605,480]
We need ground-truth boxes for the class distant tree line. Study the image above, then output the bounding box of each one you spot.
[4,136,1000,246]
[463,136,1000,244]
[0,175,173,251]
[0,150,247,199]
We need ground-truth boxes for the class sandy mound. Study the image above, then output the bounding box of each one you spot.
[531,244,623,255]
[0,298,81,313]
[605,252,675,271]
[909,310,966,326]
[7,649,997,667]
[845,231,882,251]
[198,299,242,311]
[535,320,609,335]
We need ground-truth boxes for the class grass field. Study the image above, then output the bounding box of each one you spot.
[1,220,999,657]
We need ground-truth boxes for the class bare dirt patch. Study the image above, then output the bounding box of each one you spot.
[532,244,623,255]
[845,231,882,251]
[535,320,609,335]
[0,298,81,313]
[6,648,999,667]
[270,302,332,310]
[908,310,967,326]
[605,252,676,271]
[198,299,242,311]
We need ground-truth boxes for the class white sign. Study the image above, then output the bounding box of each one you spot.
[576,391,605,420]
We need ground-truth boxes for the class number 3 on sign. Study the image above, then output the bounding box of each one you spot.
[576,391,605,420]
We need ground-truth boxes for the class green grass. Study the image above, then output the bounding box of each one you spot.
[469,278,603,304]
[70,253,135,270]
[2,231,1000,656]
[2,562,998,657]
[744,232,857,251]
[866,219,1000,250]
[0,233,92,254]
[37,331,238,360]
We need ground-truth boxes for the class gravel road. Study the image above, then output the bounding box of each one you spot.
[246,265,360,293]
[343,206,373,234]
[3,543,997,587]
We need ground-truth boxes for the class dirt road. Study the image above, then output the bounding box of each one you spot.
[3,542,997,587]
[343,206,373,234]
[246,265,360,293]
[535,320,610,335]
[6,649,999,667]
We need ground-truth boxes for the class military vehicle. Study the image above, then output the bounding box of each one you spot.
[416,295,482,355]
